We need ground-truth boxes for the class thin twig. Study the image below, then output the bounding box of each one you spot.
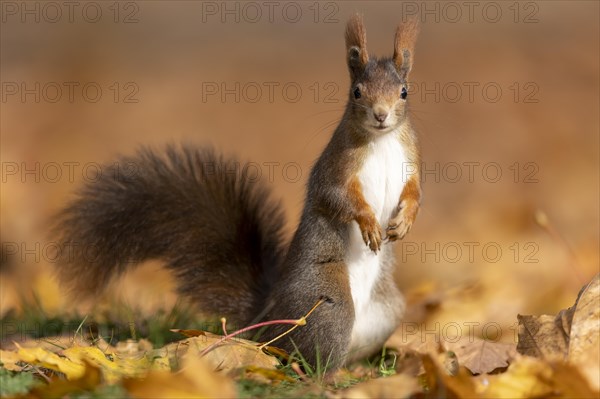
[535,210,585,285]
[199,319,303,357]
[200,298,326,357]
[220,317,228,336]
[258,298,325,350]
[291,362,309,382]
[32,365,52,383]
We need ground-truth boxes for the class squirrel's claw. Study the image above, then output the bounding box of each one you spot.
[357,211,382,253]
[386,199,419,241]
[361,227,382,252]
[386,229,399,242]
[387,221,411,241]
[370,229,382,252]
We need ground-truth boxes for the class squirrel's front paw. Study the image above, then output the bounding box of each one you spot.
[356,212,382,252]
[386,199,419,241]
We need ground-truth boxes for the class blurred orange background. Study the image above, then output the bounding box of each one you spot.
[1,1,598,339]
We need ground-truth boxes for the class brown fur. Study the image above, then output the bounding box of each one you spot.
[348,175,382,251]
[393,15,420,76]
[345,14,369,80]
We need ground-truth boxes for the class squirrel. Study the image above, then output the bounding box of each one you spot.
[54,14,421,370]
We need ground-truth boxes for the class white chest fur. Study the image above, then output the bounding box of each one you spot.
[346,130,408,358]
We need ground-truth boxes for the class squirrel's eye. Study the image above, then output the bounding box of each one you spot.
[353,87,361,99]
[401,87,408,100]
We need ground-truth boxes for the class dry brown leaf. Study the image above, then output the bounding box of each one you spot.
[393,348,424,377]
[170,329,207,338]
[516,313,571,359]
[161,333,279,372]
[392,324,442,356]
[568,274,600,390]
[395,331,515,376]
[516,274,600,390]
[446,337,516,375]
[341,373,422,399]
[123,355,236,399]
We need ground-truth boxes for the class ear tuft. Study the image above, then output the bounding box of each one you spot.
[393,16,420,79]
[345,14,369,79]
[348,46,361,64]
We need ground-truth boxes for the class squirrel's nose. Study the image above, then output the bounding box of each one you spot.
[374,112,388,123]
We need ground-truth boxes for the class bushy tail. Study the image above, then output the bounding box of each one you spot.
[53,145,287,325]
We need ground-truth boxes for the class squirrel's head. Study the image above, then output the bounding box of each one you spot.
[345,14,419,136]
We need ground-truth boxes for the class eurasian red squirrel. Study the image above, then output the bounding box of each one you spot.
[55,14,422,370]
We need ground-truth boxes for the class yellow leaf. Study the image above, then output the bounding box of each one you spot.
[479,356,598,398]
[124,355,236,399]
[63,346,124,383]
[244,366,295,383]
[31,360,102,398]
[16,344,85,380]
[0,349,22,371]
[480,357,553,398]
[421,354,479,398]
[343,373,422,399]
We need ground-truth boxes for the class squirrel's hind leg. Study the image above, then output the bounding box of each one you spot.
[264,260,355,371]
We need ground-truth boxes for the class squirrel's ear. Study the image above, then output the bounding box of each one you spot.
[345,14,369,80]
[393,16,419,79]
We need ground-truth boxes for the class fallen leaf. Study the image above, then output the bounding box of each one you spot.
[393,348,423,377]
[171,329,206,338]
[4,334,90,353]
[162,333,279,371]
[13,341,170,384]
[447,337,516,375]
[63,345,160,383]
[123,354,236,399]
[567,274,600,390]
[244,366,295,383]
[421,353,479,398]
[516,274,600,390]
[15,344,85,380]
[30,359,101,398]
[477,356,553,398]
[0,349,22,371]
[261,345,290,361]
[479,356,598,399]
[443,351,459,376]
[63,346,123,383]
[342,373,422,399]
[516,313,570,359]
[115,338,153,355]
